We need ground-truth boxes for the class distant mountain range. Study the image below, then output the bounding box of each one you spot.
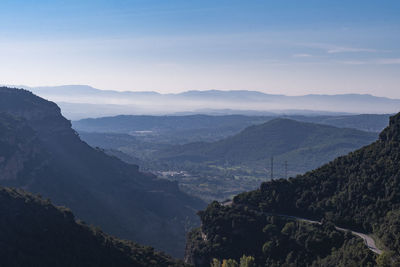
[9,85,400,119]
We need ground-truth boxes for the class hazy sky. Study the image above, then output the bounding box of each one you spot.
[0,0,399,97]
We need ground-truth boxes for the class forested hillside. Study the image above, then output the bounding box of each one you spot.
[0,87,205,257]
[186,205,376,266]
[186,113,400,266]
[0,187,187,267]
[156,119,377,177]
[290,114,391,133]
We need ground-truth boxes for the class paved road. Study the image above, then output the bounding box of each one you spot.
[286,215,383,255]
[221,201,383,255]
[335,226,383,255]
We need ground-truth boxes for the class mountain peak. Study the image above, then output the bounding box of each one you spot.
[379,112,400,142]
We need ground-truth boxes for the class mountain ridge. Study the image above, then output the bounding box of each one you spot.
[17,85,400,100]
[0,86,205,257]
[154,118,378,176]
[10,85,400,119]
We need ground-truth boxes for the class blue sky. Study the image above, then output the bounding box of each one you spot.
[0,0,399,97]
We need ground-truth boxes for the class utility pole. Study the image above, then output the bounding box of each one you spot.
[270,156,274,180]
[285,161,288,179]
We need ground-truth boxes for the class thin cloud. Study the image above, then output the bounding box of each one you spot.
[327,47,378,54]
[336,60,368,65]
[293,53,313,58]
[300,42,382,54]
[336,58,400,65]
[376,58,400,65]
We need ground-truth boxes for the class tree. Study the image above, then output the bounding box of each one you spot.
[222,259,239,267]
[239,255,255,267]
[211,258,221,267]
[376,251,396,267]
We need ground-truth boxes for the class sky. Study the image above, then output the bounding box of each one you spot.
[0,0,399,97]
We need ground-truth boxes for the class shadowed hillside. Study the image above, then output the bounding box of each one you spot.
[0,186,188,267]
[0,87,205,257]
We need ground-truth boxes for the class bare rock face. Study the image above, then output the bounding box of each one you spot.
[379,112,400,142]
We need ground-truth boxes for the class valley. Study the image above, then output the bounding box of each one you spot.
[2,1,399,266]
[76,115,382,201]
[0,86,399,267]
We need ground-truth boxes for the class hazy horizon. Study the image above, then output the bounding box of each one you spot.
[8,84,400,99]
[1,0,399,98]
[10,84,397,120]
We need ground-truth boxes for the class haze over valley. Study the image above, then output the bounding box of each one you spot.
[15,85,400,119]
[2,85,400,266]
[1,0,400,266]
[74,114,384,201]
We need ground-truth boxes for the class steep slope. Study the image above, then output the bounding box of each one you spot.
[0,87,205,257]
[232,113,400,233]
[0,186,187,267]
[186,206,376,266]
[0,112,47,182]
[186,113,400,265]
[157,118,378,176]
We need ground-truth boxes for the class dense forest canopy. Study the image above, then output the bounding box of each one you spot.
[186,112,400,266]
[0,186,188,267]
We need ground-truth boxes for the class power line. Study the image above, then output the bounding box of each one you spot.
[285,160,288,179]
[271,156,274,179]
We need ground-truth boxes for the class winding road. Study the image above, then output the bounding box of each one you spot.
[335,226,383,255]
[221,201,383,255]
[285,215,383,255]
